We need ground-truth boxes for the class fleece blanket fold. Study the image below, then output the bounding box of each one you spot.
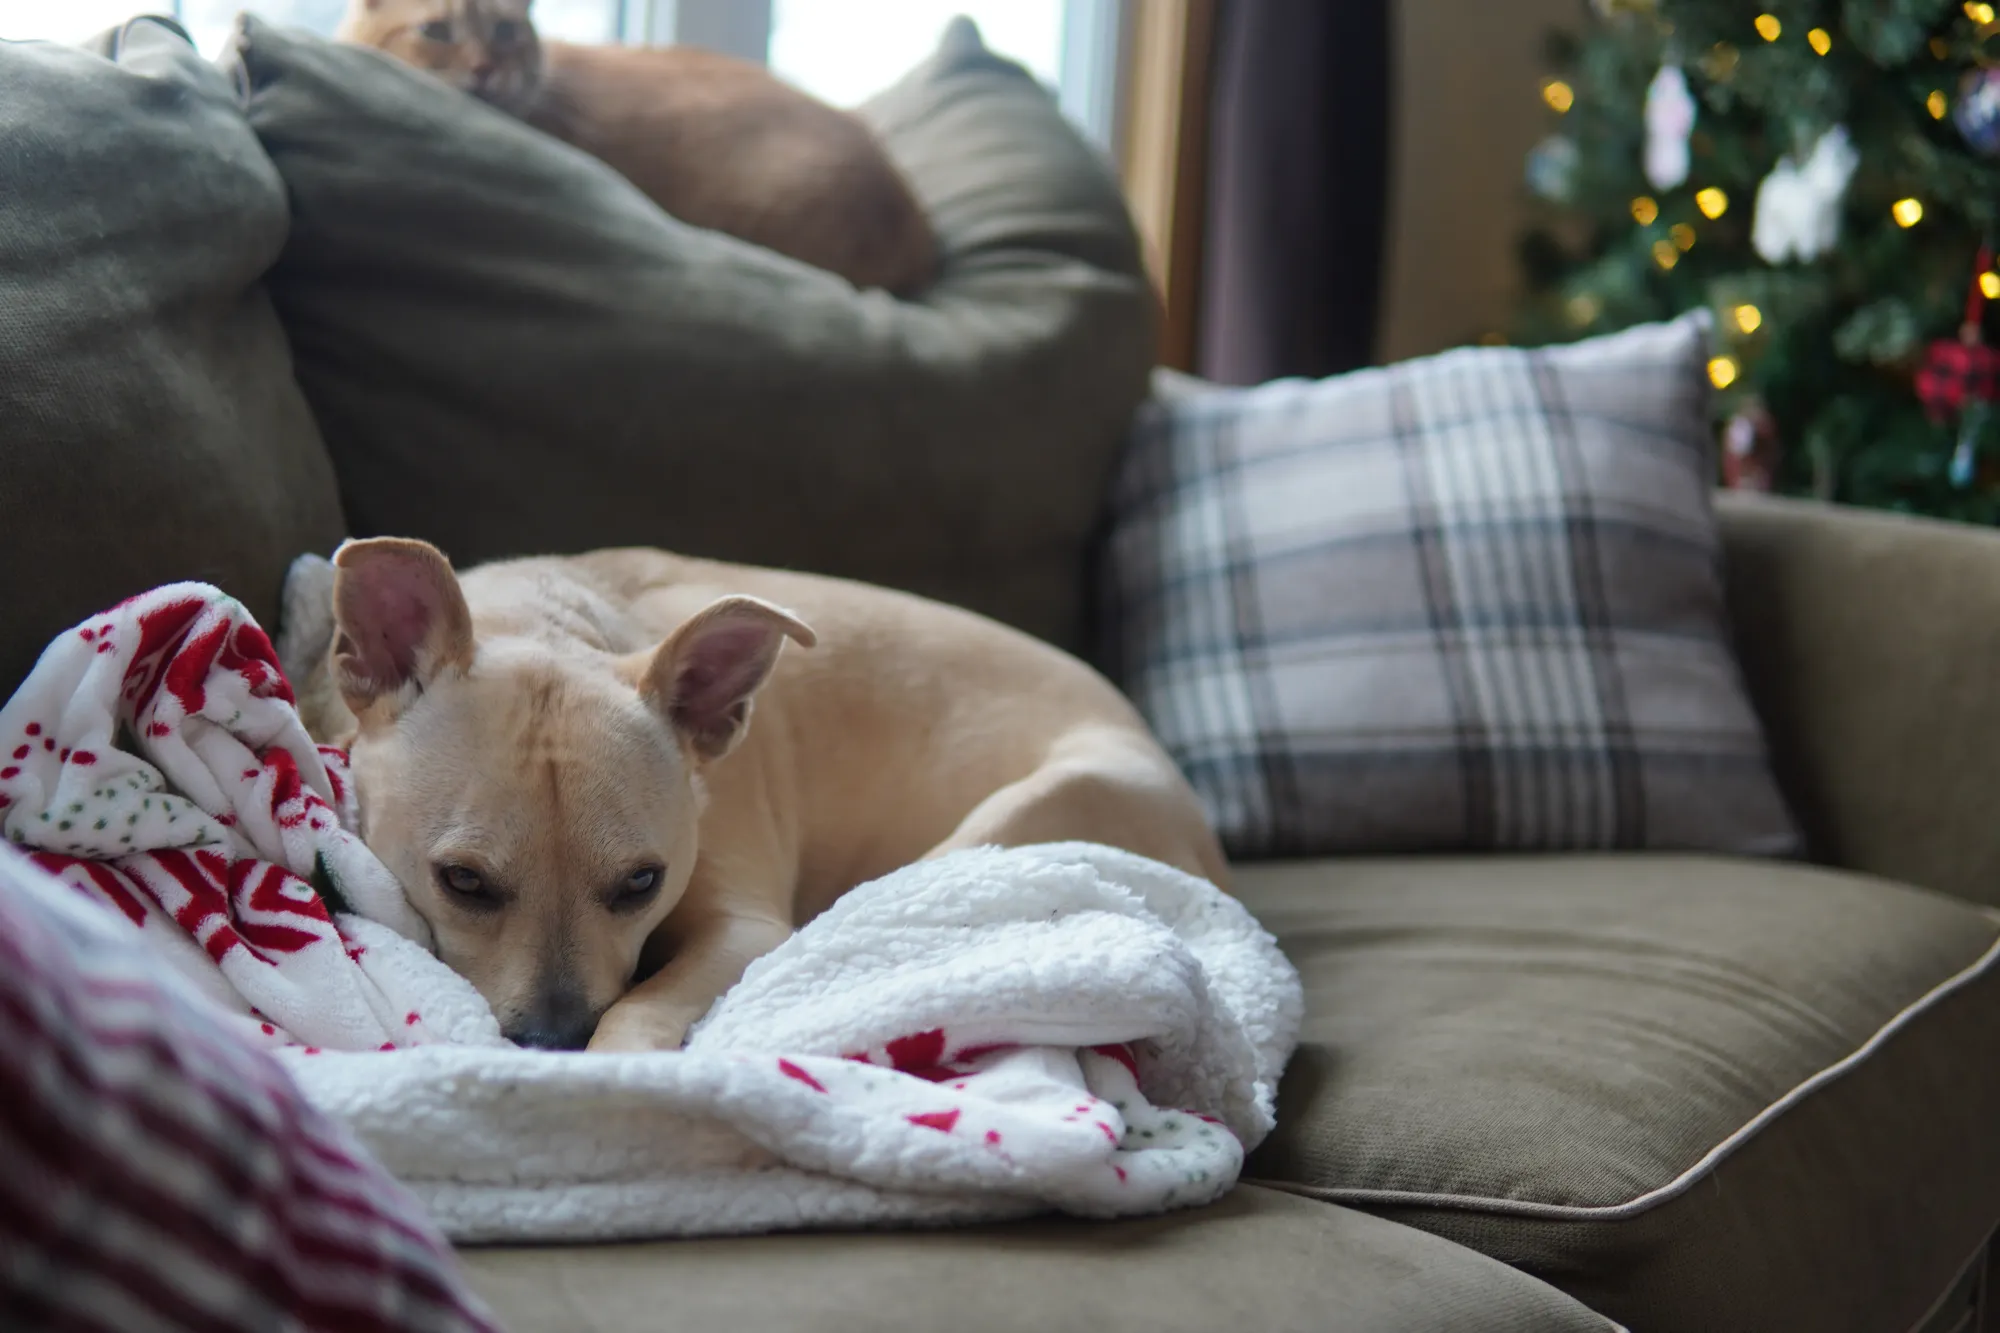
[0,581,1303,1241]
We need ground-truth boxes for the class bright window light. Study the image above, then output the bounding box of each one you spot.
[3,0,1121,153]
[768,0,1064,107]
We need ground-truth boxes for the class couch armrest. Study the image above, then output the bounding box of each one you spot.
[1719,493,2000,908]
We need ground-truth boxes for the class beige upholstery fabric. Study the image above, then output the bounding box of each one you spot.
[232,17,1152,654]
[1719,492,2000,908]
[0,19,344,699]
[457,1185,1614,1333]
[1237,854,2000,1333]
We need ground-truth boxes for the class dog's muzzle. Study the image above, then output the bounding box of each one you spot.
[505,985,599,1051]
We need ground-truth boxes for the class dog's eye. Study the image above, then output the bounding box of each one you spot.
[418,19,454,41]
[610,865,664,911]
[436,863,499,907]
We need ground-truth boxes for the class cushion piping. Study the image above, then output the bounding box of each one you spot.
[1249,921,2000,1222]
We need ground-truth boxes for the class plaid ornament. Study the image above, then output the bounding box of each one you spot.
[1917,244,2000,424]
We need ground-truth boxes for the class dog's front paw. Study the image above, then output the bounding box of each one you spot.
[586,1008,690,1053]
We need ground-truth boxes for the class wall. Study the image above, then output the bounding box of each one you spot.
[1375,0,1582,362]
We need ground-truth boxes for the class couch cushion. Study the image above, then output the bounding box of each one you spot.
[0,18,346,699]
[456,1184,1614,1333]
[1104,316,1798,860]
[230,16,1153,654]
[1236,854,2000,1333]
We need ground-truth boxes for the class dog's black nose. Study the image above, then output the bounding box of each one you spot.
[505,988,599,1051]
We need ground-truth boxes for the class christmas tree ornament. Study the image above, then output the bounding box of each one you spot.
[1914,247,2000,488]
[1722,400,1782,492]
[1954,67,2000,156]
[1751,125,1859,263]
[1526,135,1580,201]
[1644,65,1695,189]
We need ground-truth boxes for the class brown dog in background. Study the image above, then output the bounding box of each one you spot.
[336,0,936,294]
[310,539,1228,1052]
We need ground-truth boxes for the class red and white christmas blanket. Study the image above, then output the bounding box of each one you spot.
[0,584,500,1052]
[0,581,1301,1241]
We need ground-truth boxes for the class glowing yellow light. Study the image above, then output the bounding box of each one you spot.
[1671,223,1698,251]
[1930,89,1951,119]
[1968,2,1995,25]
[1543,79,1575,113]
[1754,13,1782,41]
[1631,196,1660,225]
[1566,294,1602,326]
[1733,304,1763,334]
[1653,239,1682,270]
[1892,197,1925,227]
[1982,272,2000,300]
[1695,187,1729,219]
[1808,27,1832,55]
[1708,356,1739,389]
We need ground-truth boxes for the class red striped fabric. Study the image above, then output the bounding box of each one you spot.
[0,846,499,1333]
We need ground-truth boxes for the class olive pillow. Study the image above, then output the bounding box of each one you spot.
[231,16,1155,653]
[0,18,345,698]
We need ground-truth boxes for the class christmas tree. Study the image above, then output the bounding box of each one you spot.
[1516,0,2000,522]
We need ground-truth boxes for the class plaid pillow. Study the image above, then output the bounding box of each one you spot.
[0,845,498,1333]
[1103,314,1799,859]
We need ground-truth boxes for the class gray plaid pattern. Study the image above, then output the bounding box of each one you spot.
[1103,315,1800,859]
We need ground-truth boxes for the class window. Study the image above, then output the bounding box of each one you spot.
[0,0,1121,151]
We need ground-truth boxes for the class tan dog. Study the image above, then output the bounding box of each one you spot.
[312,539,1228,1052]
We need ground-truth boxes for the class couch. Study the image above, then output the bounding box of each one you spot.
[452,489,2000,1333]
[6,15,2000,1333]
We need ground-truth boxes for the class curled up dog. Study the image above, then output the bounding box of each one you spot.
[306,539,1229,1052]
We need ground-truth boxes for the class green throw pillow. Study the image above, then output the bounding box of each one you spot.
[233,16,1155,652]
[0,18,345,696]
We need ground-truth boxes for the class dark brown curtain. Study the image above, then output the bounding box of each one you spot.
[1196,0,1393,385]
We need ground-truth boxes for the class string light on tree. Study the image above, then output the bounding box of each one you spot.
[1807,27,1831,55]
[1931,90,1951,120]
[1543,79,1575,113]
[1893,197,1926,227]
[1696,187,1729,218]
[1671,223,1697,250]
[1967,1,1995,24]
[1632,196,1660,225]
[1708,356,1739,389]
[1652,239,1681,269]
[1754,13,1781,41]
[1733,304,1763,334]
[1982,272,2000,300]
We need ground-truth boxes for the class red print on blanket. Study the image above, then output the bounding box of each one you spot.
[1,583,448,1052]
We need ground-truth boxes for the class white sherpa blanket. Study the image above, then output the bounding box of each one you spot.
[1,580,1302,1241]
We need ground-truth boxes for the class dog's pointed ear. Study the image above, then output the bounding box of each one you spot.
[643,596,816,762]
[329,537,475,714]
